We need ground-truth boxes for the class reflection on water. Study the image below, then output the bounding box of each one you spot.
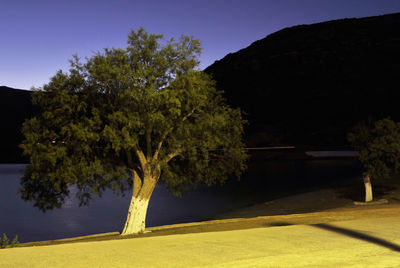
[0,159,362,242]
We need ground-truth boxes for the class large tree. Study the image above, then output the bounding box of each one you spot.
[20,28,247,235]
[348,118,400,202]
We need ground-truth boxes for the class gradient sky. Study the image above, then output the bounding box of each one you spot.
[2,0,400,90]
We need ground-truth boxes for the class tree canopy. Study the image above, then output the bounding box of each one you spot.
[19,28,247,234]
[348,118,400,180]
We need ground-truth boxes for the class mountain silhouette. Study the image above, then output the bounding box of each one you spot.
[205,12,400,148]
[0,86,33,162]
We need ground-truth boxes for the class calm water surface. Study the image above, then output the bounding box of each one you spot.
[0,159,361,242]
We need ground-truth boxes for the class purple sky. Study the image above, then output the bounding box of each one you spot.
[1,0,400,90]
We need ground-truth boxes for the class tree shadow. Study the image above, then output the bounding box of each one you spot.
[313,223,400,252]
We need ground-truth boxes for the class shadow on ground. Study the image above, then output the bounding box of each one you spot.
[263,220,400,252]
[313,223,400,252]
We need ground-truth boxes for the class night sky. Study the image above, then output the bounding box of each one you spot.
[1,0,400,90]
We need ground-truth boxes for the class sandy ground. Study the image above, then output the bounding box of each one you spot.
[1,208,400,267]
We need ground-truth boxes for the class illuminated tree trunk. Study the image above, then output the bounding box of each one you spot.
[363,172,373,202]
[121,195,150,235]
[121,165,159,235]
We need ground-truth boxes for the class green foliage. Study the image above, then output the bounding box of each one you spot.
[1,233,9,248]
[11,235,19,247]
[20,28,247,210]
[0,233,19,249]
[348,118,400,180]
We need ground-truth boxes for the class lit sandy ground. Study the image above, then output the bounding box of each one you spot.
[1,215,400,267]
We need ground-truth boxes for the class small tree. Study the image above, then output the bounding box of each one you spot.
[10,235,19,247]
[348,118,400,202]
[20,28,247,235]
[0,234,19,249]
[1,233,9,248]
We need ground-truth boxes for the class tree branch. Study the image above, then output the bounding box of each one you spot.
[134,145,147,169]
[146,123,152,159]
[131,168,142,198]
[126,149,143,198]
[153,108,196,161]
[163,148,183,164]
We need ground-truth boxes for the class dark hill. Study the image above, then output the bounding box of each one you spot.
[0,86,33,163]
[205,13,400,148]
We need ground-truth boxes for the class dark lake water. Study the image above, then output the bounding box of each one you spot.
[0,158,362,243]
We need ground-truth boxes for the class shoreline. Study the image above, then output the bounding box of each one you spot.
[3,162,399,247]
[18,176,400,247]
[19,204,400,248]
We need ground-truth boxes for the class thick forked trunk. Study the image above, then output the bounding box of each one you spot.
[363,172,373,202]
[122,146,162,235]
[121,171,158,235]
